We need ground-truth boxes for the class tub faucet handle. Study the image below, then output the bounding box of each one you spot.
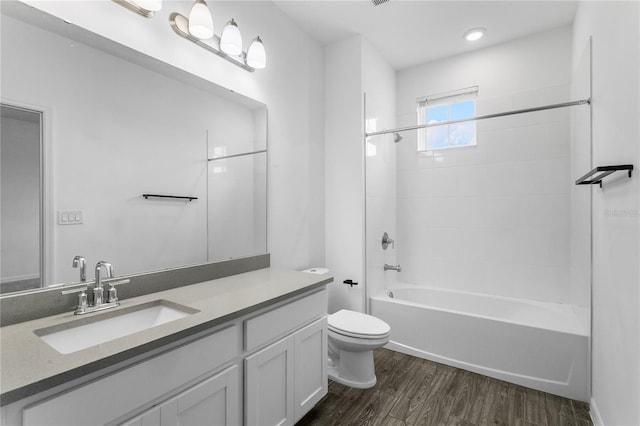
[382,232,395,250]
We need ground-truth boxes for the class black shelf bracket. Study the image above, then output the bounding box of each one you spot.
[142,194,198,201]
[575,165,634,188]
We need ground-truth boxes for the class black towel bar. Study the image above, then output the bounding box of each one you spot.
[142,194,198,201]
[575,165,633,188]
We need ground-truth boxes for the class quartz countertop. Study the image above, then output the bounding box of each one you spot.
[0,268,332,405]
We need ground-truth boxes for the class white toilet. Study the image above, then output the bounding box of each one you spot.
[327,309,391,388]
[301,268,391,388]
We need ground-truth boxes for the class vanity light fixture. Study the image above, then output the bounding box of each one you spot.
[220,19,243,56]
[246,37,266,69]
[169,13,266,72]
[113,0,162,18]
[188,0,214,39]
[463,27,486,41]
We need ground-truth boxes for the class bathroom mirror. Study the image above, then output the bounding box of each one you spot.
[0,2,268,294]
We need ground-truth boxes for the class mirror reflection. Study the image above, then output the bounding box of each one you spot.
[0,2,268,294]
[1,105,43,292]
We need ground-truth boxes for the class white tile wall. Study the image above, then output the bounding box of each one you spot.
[395,27,575,303]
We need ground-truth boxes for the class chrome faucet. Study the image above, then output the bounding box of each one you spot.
[384,264,402,272]
[72,255,87,282]
[62,261,129,315]
[94,261,114,307]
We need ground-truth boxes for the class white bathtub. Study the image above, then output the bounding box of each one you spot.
[370,286,589,401]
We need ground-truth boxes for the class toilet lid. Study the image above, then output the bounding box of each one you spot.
[328,310,391,338]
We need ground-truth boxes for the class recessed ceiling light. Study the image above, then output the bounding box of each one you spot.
[463,27,486,42]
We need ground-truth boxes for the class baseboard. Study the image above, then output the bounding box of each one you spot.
[590,397,604,426]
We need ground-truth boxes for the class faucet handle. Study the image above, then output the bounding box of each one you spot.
[108,279,130,287]
[106,279,130,304]
[61,286,88,314]
[382,232,395,250]
[61,286,88,295]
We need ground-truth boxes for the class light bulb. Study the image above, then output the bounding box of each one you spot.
[463,27,486,42]
[135,0,162,12]
[220,19,243,56]
[189,0,214,40]
[246,36,266,69]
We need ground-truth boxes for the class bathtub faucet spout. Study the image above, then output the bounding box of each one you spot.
[384,264,401,272]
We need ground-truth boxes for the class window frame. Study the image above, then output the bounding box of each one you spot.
[416,86,478,152]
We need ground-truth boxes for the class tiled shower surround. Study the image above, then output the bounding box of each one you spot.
[387,26,585,305]
[395,87,572,303]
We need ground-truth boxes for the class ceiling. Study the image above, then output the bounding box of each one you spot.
[273,1,579,70]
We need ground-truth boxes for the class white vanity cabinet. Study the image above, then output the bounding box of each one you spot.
[6,286,328,426]
[245,333,295,426]
[293,317,328,420]
[22,325,240,426]
[245,317,327,426]
[244,289,328,426]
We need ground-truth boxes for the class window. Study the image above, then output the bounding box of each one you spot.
[417,86,478,151]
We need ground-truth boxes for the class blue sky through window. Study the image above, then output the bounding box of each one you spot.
[426,104,448,123]
[450,100,475,120]
[420,98,476,150]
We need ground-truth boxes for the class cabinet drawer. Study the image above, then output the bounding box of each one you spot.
[244,289,327,352]
[23,325,239,426]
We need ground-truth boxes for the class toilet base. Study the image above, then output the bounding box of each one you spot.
[328,346,378,389]
[328,366,377,388]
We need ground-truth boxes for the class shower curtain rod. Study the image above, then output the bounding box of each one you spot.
[365,98,591,138]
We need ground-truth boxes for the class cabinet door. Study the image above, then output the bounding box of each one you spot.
[294,317,328,422]
[245,337,295,426]
[159,365,239,426]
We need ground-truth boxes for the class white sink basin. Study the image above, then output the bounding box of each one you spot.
[36,301,198,354]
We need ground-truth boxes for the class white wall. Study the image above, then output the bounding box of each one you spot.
[0,116,40,283]
[325,36,364,313]
[7,0,326,276]
[572,2,640,425]
[324,36,396,314]
[395,27,577,304]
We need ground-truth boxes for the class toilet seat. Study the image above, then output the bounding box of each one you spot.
[328,310,391,339]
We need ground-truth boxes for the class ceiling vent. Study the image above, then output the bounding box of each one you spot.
[371,0,390,6]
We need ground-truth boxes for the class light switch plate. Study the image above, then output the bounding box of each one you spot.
[57,210,83,225]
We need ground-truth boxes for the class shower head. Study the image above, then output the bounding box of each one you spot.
[393,132,403,143]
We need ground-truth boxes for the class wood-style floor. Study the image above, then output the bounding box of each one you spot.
[297,348,592,426]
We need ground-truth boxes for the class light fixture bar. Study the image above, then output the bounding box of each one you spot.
[366,98,591,137]
[113,0,156,18]
[169,13,255,72]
